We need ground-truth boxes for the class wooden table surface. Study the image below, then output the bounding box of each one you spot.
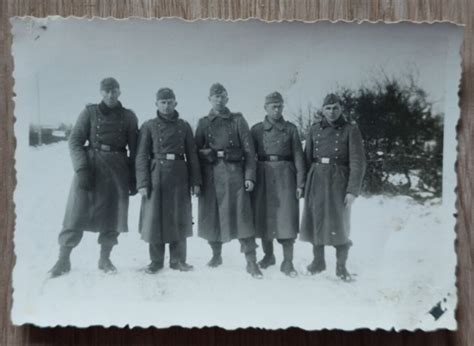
[1,1,472,345]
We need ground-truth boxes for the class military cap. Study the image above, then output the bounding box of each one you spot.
[209,83,227,96]
[100,77,120,91]
[265,91,284,105]
[322,93,342,106]
[156,87,176,100]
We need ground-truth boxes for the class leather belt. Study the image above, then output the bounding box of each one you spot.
[90,143,126,153]
[312,156,348,166]
[151,153,185,160]
[258,155,292,162]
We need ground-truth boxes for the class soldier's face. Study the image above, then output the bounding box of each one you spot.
[156,98,178,115]
[322,103,342,122]
[209,92,229,111]
[101,88,121,107]
[265,102,284,120]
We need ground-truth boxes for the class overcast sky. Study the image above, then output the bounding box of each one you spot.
[12,18,457,128]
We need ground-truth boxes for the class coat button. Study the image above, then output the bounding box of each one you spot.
[331,232,336,235]
[335,148,339,151]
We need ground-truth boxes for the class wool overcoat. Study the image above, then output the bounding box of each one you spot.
[135,111,201,244]
[251,116,305,240]
[195,108,256,243]
[62,102,138,233]
[300,116,366,246]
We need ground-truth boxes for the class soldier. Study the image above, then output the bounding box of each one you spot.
[300,93,366,282]
[251,92,305,277]
[49,77,138,278]
[136,88,201,273]
[195,83,263,279]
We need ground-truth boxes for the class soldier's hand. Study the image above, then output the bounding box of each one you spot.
[344,193,356,207]
[244,180,255,192]
[138,187,149,198]
[192,185,201,197]
[129,182,138,196]
[296,188,304,199]
[76,168,93,191]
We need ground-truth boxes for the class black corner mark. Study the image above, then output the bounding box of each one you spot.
[429,301,447,321]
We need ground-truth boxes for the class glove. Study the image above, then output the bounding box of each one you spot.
[76,168,93,191]
[129,176,137,196]
[129,184,138,196]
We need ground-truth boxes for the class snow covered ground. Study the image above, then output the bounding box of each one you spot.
[12,142,457,330]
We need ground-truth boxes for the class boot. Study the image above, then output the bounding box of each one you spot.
[245,251,263,279]
[307,245,326,275]
[258,240,276,269]
[98,244,117,273]
[49,246,72,278]
[170,240,194,272]
[146,243,164,274]
[207,242,223,268]
[145,261,163,274]
[336,243,352,282]
[169,241,194,272]
[170,261,194,271]
[280,241,297,278]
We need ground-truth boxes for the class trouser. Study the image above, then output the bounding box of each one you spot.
[335,242,351,266]
[312,241,352,264]
[208,236,258,260]
[58,229,119,248]
[149,240,187,265]
[261,238,295,255]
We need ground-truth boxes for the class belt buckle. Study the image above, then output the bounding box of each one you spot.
[101,144,111,151]
[217,151,225,158]
[166,153,175,160]
[321,157,330,164]
[269,155,278,161]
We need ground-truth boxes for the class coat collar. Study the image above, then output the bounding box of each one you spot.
[157,110,179,122]
[98,101,123,115]
[208,107,231,121]
[320,115,347,129]
[263,115,285,131]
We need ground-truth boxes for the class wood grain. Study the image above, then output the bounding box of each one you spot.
[1,0,472,345]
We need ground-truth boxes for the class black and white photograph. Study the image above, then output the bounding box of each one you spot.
[11,17,462,330]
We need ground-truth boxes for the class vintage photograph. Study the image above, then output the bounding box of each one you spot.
[11,17,462,330]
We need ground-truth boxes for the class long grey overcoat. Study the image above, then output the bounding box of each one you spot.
[300,116,366,246]
[251,116,305,240]
[195,108,256,243]
[135,111,201,244]
[62,102,138,233]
